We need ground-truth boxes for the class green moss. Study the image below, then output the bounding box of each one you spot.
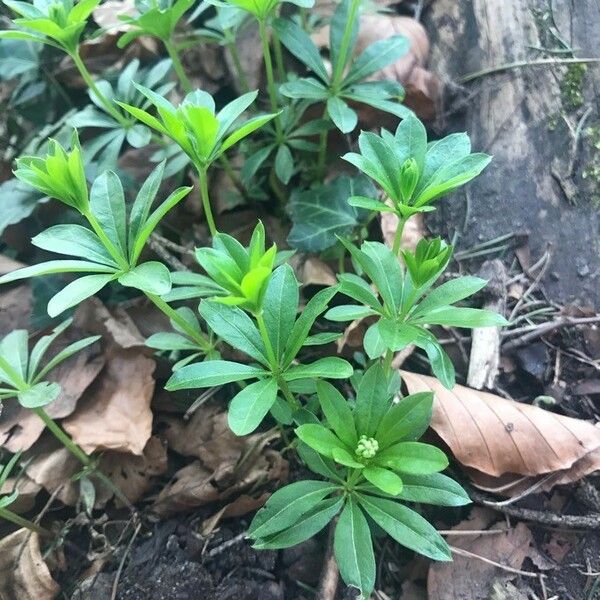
[582,126,600,207]
[561,64,587,111]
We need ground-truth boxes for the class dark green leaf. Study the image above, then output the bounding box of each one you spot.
[317,380,357,447]
[376,392,433,448]
[283,357,353,381]
[355,363,391,437]
[165,360,265,390]
[228,377,278,435]
[397,473,471,506]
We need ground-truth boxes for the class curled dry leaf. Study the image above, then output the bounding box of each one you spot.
[427,509,548,600]
[0,529,59,600]
[152,406,288,517]
[63,350,155,455]
[402,371,600,482]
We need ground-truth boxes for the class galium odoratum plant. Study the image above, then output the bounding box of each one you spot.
[274,0,410,174]
[326,237,509,388]
[166,223,352,435]
[344,114,492,253]
[0,320,131,507]
[0,137,211,351]
[118,87,277,236]
[0,0,131,130]
[116,0,195,92]
[248,364,470,598]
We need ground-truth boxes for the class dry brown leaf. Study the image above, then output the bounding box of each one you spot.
[201,493,270,535]
[93,0,136,31]
[63,350,155,455]
[381,211,424,253]
[152,407,287,517]
[0,285,31,337]
[427,509,547,600]
[0,529,59,600]
[297,256,337,287]
[402,371,600,480]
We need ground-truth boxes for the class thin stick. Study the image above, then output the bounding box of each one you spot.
[449,545,543,578]
[110,521,142,600]
[458,57,600,84]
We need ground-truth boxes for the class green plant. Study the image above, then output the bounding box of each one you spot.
[118,87,277,235]
[248,366,470,595]
[0,320,131,506]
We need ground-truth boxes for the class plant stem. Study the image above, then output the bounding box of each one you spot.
[145,292,212,352]
[268,167,287,206]
[331,0,362,90]
[164,38,193,94]
[197,167,217,237]
[383,348,394,376]
[226,40,250,93]
[33,407,135,510]
[392,216,407,257]
[33,407,91,466]
[279,378,301,411]
[316,106,329,179]
[258,19,282,139]
[219,155,248,200]
[83,211,129,270]
[256,312,278,369]
[71,50,129,128]
[0,506,51,537]
[272,27,285,82]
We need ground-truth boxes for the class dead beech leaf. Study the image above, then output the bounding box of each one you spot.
[0,529,59,600]
[63,350,155,455]
[201,492,270,535]
[427,514,544,600]
[0,285,31,336]
[297,256,337,287]
[402,371,600,479]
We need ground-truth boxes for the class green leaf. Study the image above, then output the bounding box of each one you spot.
[327,96,357,133]
[347,195,394,213]
[397,473,471,507]
[355,363,391,437]
[394,114,428,171]
[283,287,337,367]
[343,89,412,120]
[220,113,277,155]
[317,380,357,447]
[228,378,278,435]
[89,171,127,259]
[283,357,353,381]
[279,77,329,100]
[248,480,338,538]
[303,332,343,346]
[329,0,359,75]
[345,35,409,86]
[216,90,259,140]
[357,494,451,560]
[413,306,508,328]
[0,178,44,236]
[325,305,377,322]
[412,276,487,317]
[0,260,116,285]
[199,302,268,366]
[0,330,28,384]
[17,381,60,408]
[334,498,375,598]
[145,332,199,351]
[165,360,265,390]
[274,143,294,184]
[363,466,403,496]
[118,261,171,295]
[297,442,343,481]
[27,318,72,380]
[337,273,383,312]
[32,224,117,267]
[414,332,455,389]
[331,446,364,468]
[34,335,101,382]
[295,423,348,458]
[376,392,433,448]
[47,273,116,317]
[273,18,328,82]
[378,441,448,474]
[262,264,299,360]
[254,496,343,550]
[363,322,386,359]
[287,174,375,252]
[360,241,403,314]
[378,321,421,352]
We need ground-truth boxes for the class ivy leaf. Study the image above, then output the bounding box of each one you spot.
[287,174,376,252]
[0,179,45,236]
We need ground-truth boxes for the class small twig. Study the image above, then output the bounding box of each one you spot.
[147,233,189,272]
[458,57,600,84]
[439,529,507,536]
[110,521,142,600]
[317,520,339,600]
[449,545,543,577]
[470,490,600,530]
[207,531,247,558]
[508,249,552,322]
[480,473,558,508]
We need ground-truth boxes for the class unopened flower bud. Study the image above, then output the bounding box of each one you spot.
[355,435,379,459]
[399,158,420,203]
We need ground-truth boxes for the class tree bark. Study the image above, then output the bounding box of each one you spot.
[424,0,600,305]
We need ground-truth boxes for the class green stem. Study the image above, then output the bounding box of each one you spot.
[316,106,329,179]
[219,155,248,200]
[197,167,217,237]
[258,18,282,139]
[226,40,249,93]
[269,166,287,206]
[0,507,51,537]
[256,312,278,368]
[392,216,407,257]
[278,378,301,411]
[383,348,394,376]
[164,38,193,94]
[83,211,129,270]
[272,27,285,82]
[0,356,28,390]
[331,0,362,89]
[145,293,212,352]
[33,407,90,465]
[71,50,129,128]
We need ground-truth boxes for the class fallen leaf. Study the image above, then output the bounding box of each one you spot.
[0,285,31,337]
[152,406,287,517]
[0,529,59,600]
[381,211,424,253]
[402,371,600,479]
[297,256,337,287]
[428,510,547,600]
[93,0,136,31]
[63,350,155,455]
[201,493,270,535]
